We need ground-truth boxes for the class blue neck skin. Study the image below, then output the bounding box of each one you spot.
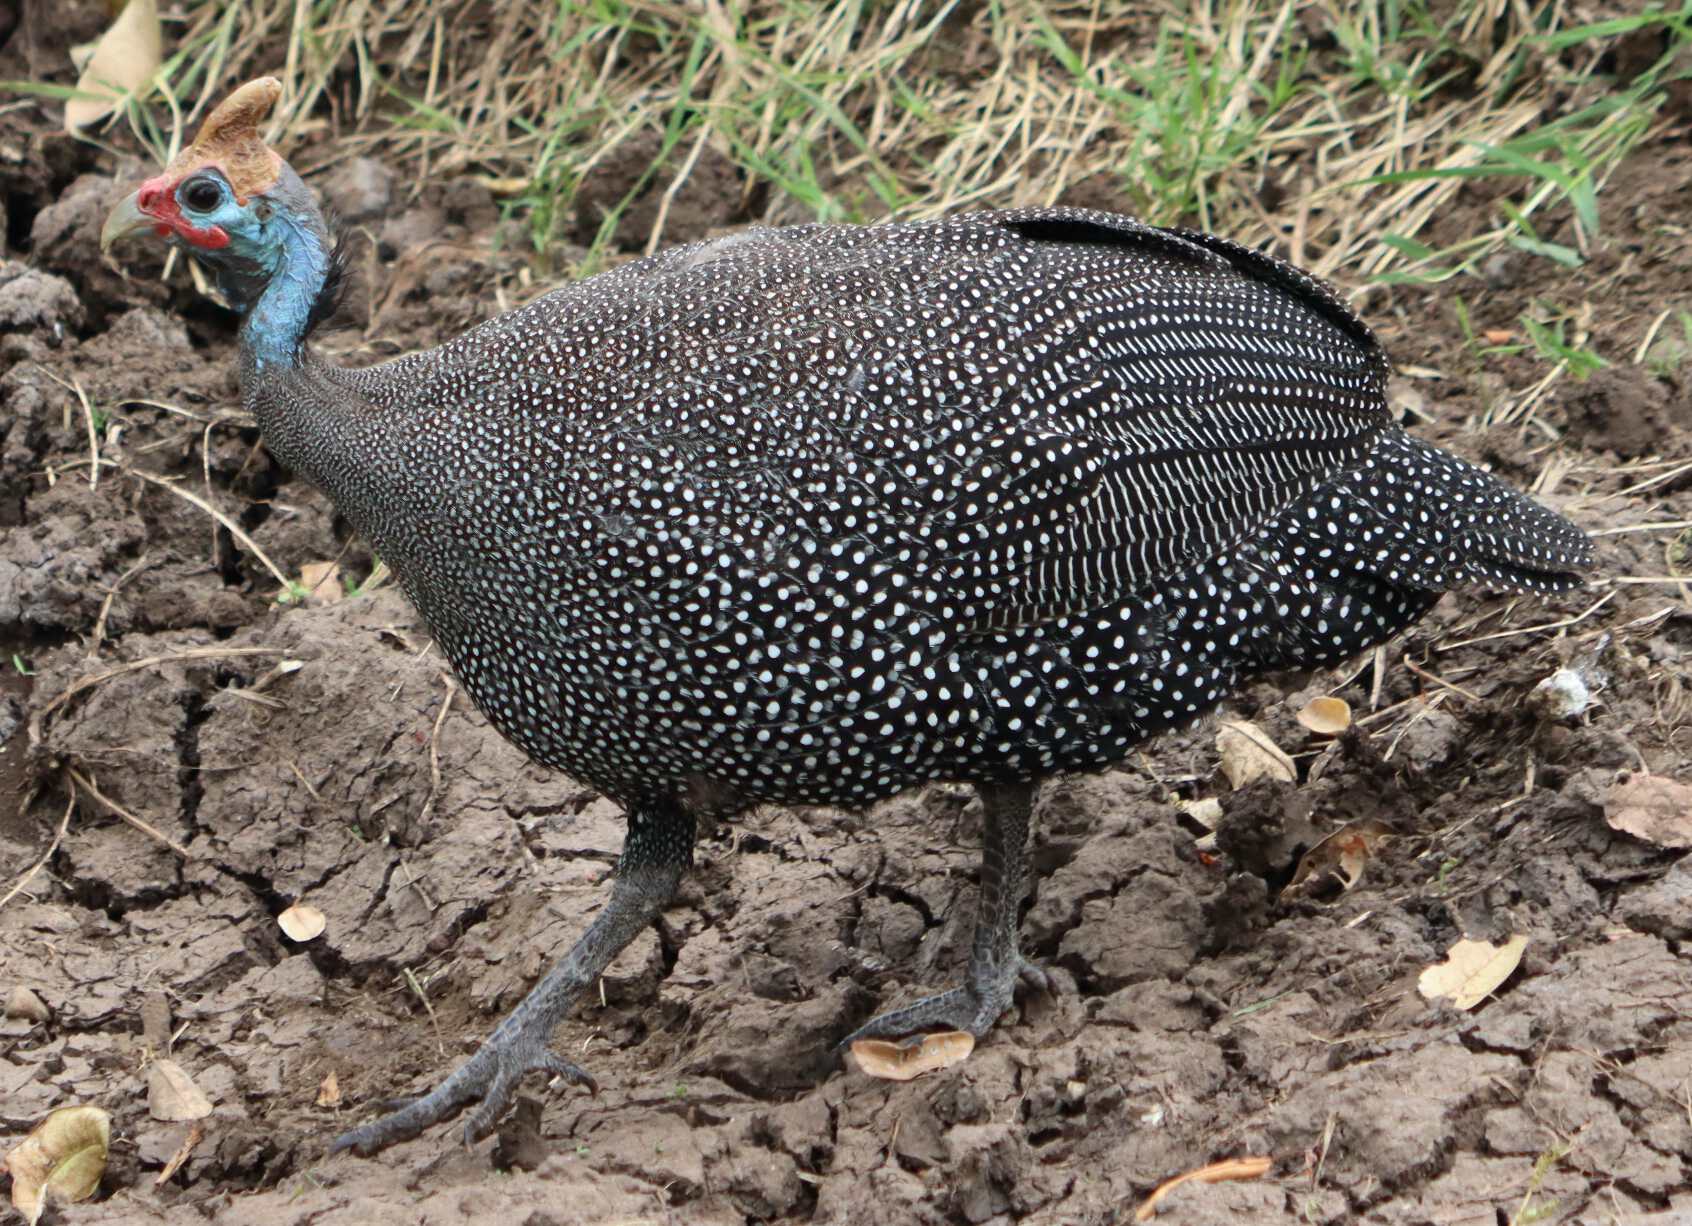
[235,207,330,373]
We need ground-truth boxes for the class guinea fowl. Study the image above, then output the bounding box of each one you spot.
[103,79,1593,1156]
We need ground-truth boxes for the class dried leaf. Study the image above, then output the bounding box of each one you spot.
[1386,375,1427,422]
[297,561,345,606]
[316,1070,341,1108]
[1216,720,1295,789]
[147,1058,213,1122]
[278,902,326,942]
[64,0,161,131]
[1282,819,1393,900]
[1417,935,1529,1010]
[850,1031,974,1081]
[1135,1155,1274,1221]
[1296,696,1352,735]
[5,986,50,1022]
[1604,773,1692,850]
[4,1105,111,1225]
[1177,797,1224,831]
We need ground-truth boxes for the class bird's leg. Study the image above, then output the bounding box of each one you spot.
[842,780,1048,1046]
[330,798,694,1156]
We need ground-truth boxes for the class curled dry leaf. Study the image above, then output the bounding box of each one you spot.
[1135,1155,1274,1222]
[278,902,326,942]
[850,1030,974,1081]
[4,1105,111,1226]
[65,0,161,131]
[297,560,345,606]
[1417,935,1528,1011]
[147,1058,214,1122]
[1216,720,1295,789]
[1177,796,1224,831]
[5,986,50,1023]
[1296,696,1352,736]
[1282,819,1393,900]
[1603,773,1692,850]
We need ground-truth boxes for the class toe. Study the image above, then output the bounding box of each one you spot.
[539,1051,598,1093]
[1017,960,1055,994]
[462,1065,525,1145]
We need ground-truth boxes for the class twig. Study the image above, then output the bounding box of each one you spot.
[644,124,710,256]
[427,673,456,804]
[127,469,292,588]
[1434,591,1615,652]
[401,965,446,1055]
[1403,658,1482,703]
[89,553,159,652]
[154,1121,206,1187]
[1633,308,1673,365]
[1590,521,1692,537]
[41,368,102,491]
[40,646,286,720]
[67,768,192,859]
[287,760,322,801]
[0,794,74,912]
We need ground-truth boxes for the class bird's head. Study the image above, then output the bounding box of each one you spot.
[102,77,326,311]
[103,77,341,366]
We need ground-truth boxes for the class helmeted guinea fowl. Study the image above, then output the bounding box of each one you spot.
[103,79,1593,1156]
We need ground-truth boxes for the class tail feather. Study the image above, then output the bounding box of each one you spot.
[1336,431,1593,594]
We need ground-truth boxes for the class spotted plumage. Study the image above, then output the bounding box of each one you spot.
[103,81,1592,1158]
[260,208,1587,811]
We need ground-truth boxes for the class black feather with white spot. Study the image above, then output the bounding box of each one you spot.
[250,207,1593,810]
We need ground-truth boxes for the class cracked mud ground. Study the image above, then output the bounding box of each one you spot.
[3,70,1692,1226]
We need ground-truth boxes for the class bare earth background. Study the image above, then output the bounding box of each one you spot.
[0,1,1690,1223]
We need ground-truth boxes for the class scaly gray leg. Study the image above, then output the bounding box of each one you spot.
[842,780,1050,1045]
[330,798,694,1155]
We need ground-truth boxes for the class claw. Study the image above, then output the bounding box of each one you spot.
[1016,958,1055,994]
[538,1052,599,1094]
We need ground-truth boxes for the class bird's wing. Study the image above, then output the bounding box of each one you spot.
[883,209,1394,633]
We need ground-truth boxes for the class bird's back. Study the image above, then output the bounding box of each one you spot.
[264,208,1587,805]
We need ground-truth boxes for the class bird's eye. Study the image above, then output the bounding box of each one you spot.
[181,177,222,213]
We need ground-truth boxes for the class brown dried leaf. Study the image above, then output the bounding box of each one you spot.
[1135,1155,1274,1221]
[850,1031,974,1081]
[1282,819,1393,900]
[297,561,345,606]
[64,0,161,131]
[1417,935,1529,1010]
[4,1105,111,1226]
[147,1058,213,1122]
[278,902,326,942]
[5,986,50,1022]
[316,1070,341,1108]
[1604,773,1692,850]
[1296,696,1352,736]
[1216,720,1295,789]
[1177,797,1224,831]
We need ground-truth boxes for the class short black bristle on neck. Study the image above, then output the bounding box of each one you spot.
[303,219,350,339]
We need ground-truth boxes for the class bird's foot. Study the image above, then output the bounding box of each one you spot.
[329,1021,596,1157]
[840,956,1051,1048]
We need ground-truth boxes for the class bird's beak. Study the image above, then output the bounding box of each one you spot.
[101,190,153,254]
